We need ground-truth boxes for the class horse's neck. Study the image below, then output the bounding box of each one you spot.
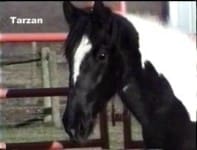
[118,60,171,123]
[118,64,191,127]
[118,70,150,127]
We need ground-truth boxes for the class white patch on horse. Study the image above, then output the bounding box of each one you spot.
[125,14,197,121]
[73,35,92,84]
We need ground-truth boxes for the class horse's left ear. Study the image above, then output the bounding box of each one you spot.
[63,1,86,27]
[93,1,105,11]
[93,1,111,23]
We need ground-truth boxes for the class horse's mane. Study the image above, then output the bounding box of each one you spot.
[142,61,174,96]
[141,60,191,124]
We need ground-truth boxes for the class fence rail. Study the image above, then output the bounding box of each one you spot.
[0,33,67,42]
[0,87,69,98]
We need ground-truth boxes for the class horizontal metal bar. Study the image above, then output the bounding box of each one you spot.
[0,87,69,98]
[0,33,67,42]
[0,58,41,66]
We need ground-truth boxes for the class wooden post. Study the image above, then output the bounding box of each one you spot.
[31,42,37,85]
[29,42,38,105]
[111,100,116,126]
[41,47,52,123]
[48,50,62,128]
[99,108,109,149]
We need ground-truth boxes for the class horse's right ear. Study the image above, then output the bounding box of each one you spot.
[63,1,85,26]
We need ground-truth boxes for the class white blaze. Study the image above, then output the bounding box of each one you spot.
[73,35,92,84]
[125,14,197,121]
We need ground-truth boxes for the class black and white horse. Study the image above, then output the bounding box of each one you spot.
[62,1,196,149]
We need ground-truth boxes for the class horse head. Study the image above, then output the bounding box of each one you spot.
[62,1,141,142]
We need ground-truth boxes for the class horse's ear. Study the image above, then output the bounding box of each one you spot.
[93,1,111,23]
[63,1,85,26]
[93,1,105,11]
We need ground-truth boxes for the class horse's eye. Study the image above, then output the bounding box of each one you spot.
[97,53,106,61]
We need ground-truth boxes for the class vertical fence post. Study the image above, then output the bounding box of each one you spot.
[99,108,109,149]
[30,42,38,106]
[48,50,62,128]
[111,100,116,126]
[123,107,131,149]
[31,42,37,88]
[41,47,52,123]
